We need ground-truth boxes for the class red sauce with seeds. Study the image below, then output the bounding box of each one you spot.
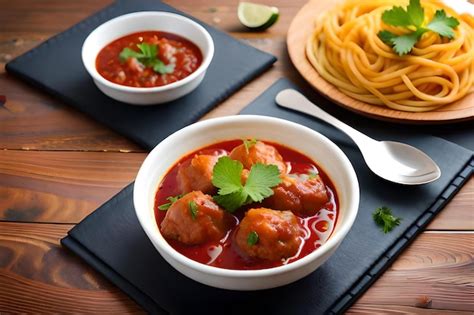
[96,31,202,88]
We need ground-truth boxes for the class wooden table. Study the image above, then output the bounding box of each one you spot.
[0,0,472,313]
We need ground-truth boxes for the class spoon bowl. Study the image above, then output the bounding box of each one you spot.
[362,141,441,185]
[275,89,441,185]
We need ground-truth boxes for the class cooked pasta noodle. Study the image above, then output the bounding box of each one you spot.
[306,0,474,112]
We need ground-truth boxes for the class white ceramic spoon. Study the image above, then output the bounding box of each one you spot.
[275,89,441,185]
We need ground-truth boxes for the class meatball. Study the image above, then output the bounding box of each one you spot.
[265,174,329,216]
[161,191,229,245]
[177,154,219,195]
[229,141,287,174]
[235,208,301,261]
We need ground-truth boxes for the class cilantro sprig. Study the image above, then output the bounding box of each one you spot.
[212,156,281,212]
[377,0,459,55]
[372,206,402,233]
[119,43,175,74]
[158,194,183,211]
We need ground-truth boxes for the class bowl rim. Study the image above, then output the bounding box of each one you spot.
[81,11,215,93]
[134,115,360,278]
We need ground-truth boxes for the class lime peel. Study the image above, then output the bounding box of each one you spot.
[238,2,279,30]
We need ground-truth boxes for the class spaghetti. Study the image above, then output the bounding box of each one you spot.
[306,0,474,112]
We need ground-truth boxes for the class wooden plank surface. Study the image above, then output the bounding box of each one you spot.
[0,150,145,223]
[0,0,472,314]
[0,223,472,313]
[0,222,143,314]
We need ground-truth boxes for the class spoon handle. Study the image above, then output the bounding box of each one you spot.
[275,89,376,147]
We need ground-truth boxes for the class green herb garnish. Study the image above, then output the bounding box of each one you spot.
[158,194,183,211]
[243,138,257,154]
[308,169,319,179]
[119,43,175,74]
[372,206,402,233]
[247,231,259,246]
[425,10,460,38]
[189,201,198,220]
[377,0,459,55]
[212,156,281,212]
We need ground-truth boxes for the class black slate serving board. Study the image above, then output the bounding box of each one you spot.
[5,0,276,149]
[62,79,473,314]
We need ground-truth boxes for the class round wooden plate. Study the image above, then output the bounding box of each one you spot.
[287,0,474,124]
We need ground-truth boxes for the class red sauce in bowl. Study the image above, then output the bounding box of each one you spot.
[96,31,202,88]
[154,140,339,270]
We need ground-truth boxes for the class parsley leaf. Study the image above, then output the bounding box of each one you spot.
[378,0,459,55]
[378,30,398,45]
[382,6,412,27]
[158,194,183,211]
[247,231,259,246]
[213,190,248,213]
[243,138,257,154]
[211,156,281,212]
[406,0,424,27]
[119,47,144,61]
[189,201,198,220]
[136,43,156,61]
[118,43,175,74]
[372,206,402,233]
[212,156,244,195]
[427,10,460,39]
[153,61,175,74]
[391,32,421,56]
[244,163,281,203]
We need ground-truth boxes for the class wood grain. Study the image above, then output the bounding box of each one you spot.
[0,222,142,313]
[355,231,474,312]
[0,150,144,223]
[0,75,144,152]
[287,0,474,123]
[347,305,474,314]
[427,178,474,231]
[0,223,471,313]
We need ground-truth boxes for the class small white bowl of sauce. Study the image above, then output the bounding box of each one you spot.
[82,11,214,105]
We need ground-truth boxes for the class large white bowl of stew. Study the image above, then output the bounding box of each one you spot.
[82,12,214,105]
[134,115,359,290]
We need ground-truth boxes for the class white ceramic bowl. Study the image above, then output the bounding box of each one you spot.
[134,115,359,290]
[82,12,214,105]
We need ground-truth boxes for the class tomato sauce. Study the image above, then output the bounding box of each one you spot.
[96,31,202,88]
[154,140,339,270]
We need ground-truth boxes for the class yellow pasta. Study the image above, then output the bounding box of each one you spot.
[306,0,474,112]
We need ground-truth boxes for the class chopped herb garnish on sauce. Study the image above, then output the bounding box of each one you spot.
[308,169,319,179]
[158,194,182,211]
[243,138,257,154]
[247,231,259,246]
[377,0,459,55]
[372,206,402,233]
[119,43,175,74]
[212,156,281,212]
[189,201,198,220]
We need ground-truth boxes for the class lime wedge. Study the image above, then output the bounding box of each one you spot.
[238,2,279,30]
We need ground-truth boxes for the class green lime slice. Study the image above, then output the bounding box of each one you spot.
[238,2,279,30]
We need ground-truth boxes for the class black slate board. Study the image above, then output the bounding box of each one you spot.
[62,79,473,314]
[5,0,276,149]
